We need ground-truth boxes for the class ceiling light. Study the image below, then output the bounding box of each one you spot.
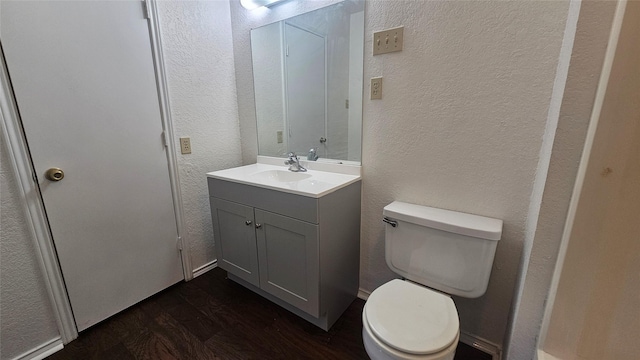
[240,0,286,10]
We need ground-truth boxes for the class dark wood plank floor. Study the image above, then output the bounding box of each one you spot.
[48,267,491,360]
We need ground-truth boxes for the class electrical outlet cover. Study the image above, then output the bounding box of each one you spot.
[371,77,383,100]
[179,137,191,154]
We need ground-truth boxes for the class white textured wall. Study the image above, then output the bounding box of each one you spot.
[1,136,60,360]
[506,1,617,358]
[361,0,570,347]
[235,0,571,347]
[157,0,242,270]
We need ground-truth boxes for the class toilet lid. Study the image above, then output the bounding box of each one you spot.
[365,279,459,355]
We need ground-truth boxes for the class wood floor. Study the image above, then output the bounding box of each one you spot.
[48,267,492,360]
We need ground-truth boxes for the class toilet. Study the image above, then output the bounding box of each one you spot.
[362,201,503,360]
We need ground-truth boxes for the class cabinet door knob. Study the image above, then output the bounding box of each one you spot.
[255,223,262,229]
[245,220,252,226]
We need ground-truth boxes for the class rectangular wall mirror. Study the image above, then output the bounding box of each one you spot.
[251,0,364,163]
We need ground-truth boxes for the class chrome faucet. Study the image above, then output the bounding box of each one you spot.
[284,152,307,172]
[307,148,319,161]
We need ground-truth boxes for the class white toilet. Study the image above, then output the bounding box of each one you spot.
[362,201,503,360]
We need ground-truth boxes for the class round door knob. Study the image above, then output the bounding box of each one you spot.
[45,168,65,182]
[319,137,327,143]
[245,220,252,226]
[255,223,262,229]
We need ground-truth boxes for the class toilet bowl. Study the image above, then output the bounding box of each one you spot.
[362,279,459,360]
[362,201,503,360]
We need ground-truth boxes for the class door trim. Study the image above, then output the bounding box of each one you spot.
[146,0,193,281]
[0,0,190,344]
[0,46,78,343]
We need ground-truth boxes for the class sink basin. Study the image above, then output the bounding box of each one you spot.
[207,161,360,198]
[251,169,312,183]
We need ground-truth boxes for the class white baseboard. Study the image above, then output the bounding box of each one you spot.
[357,288,370,300]
[459,331,502,360]
[192,259,217,278]
[11,337,63,360]
[537,349,562,360]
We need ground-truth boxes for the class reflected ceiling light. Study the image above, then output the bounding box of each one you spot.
[240,0,286,10]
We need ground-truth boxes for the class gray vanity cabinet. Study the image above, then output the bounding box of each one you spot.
[207,177,361,331]
[210,198,260,287]
[255,209,319,317]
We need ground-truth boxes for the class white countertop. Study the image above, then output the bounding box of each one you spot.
[207,161,361,198]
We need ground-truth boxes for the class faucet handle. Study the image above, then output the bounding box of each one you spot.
[307,148,318,161]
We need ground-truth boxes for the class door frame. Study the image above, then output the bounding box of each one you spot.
[0,0,190,344]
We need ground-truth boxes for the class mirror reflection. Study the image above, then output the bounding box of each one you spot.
[251,0,364,163]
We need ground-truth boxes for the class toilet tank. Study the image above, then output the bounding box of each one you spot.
[383,201,502,298]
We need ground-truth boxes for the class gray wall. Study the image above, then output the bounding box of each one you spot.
[1,136,60,360]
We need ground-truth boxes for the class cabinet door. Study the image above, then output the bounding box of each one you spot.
[211,198,259,287]
[255,209,319,317]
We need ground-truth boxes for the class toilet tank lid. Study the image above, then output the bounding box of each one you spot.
[383,201,503,241]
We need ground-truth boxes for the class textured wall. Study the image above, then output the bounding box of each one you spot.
[505,1,617,358]
[235,0,571,347]
[157,0,242,270]
[360,0,570,347]
[1,136,60,359]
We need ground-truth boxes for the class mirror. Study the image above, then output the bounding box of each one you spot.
[251,0,364,163]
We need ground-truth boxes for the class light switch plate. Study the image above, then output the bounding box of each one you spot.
[373,26,404,55]
[180,137,191,154]
[371,77,383,100]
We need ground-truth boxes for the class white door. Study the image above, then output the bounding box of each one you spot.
[1,0,184,331]
[284,23,327,157]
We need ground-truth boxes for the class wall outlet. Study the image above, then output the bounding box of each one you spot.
[179,137,191,154]
[373,26,404,55]
[371,77,383,100]
[277,130,283,144]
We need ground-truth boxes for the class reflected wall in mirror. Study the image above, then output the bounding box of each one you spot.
[251,0,364,163]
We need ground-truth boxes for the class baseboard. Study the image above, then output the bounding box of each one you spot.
[192,259,217,278]
[11,337,63,360]
[537,349,562,360]
[357,287,370,300]
[459,331,502,360]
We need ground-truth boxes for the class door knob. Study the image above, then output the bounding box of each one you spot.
[245,220,252,226]
[45,167,65,181]
[255,223,262,229]
[319,137,327,143]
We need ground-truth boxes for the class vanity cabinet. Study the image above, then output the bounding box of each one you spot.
[208,177,361,330]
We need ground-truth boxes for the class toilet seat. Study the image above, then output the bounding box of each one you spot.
[364,279,459,355]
